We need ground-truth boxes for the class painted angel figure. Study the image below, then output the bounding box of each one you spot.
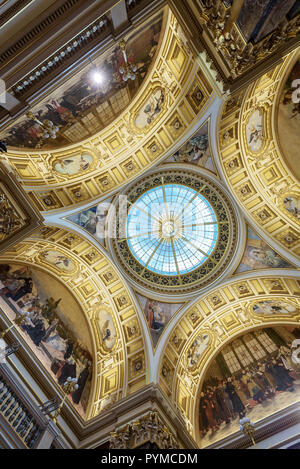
[55,255,72,268]
[187,333,209,368]
[98,311,116,350]
[144,91,164,125]
[246,109,264,152]
[55,155,91,175]
[248,122,263,145]
[284,196,300,219]
[102,320,111,342]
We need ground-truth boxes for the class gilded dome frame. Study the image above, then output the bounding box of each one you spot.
[110,167,238,296]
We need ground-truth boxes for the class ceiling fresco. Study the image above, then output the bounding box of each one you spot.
[0,14,213,220]
[0,3,300,448]
[0,263,93,418]
[0,226,149,421]
[164,120,217,175]
[236,0,299,43]
[136,293,183,348]
[159,276,300,444]
[66,198,112,248]
[277,54,300,183]
[218,52,300,262]
[0,11,165,150]
[235,226,293,273]
[198,324,300,447]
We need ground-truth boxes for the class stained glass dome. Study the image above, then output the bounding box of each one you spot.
[112,170,236,295]
[126,184,218,276]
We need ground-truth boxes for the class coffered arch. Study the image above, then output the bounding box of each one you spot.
[0,225,149,420]
[217,48,300,264]
[158,272,300,443]
[0,0,300,452]
[0,7,215,213]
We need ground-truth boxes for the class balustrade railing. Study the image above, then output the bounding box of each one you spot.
[0,374,42,448]
[0,362,60,449]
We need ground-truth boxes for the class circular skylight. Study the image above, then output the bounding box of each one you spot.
[126,184,218,276]
[111,169,237,295]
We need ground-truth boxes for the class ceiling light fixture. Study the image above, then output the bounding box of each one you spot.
[26,111,59,139]
[92,70,104,84]
[119,39,137,81]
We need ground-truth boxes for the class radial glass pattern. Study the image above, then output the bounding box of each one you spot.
[126,183,218,276]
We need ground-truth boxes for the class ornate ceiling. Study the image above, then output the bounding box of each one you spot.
[0,0,299,449]
[159,273,300,447]
[109,166,240,298]
[0,7,216,212]
[0,226,148,420]
[218,50,300,263]
[277,53,300,181]
[0,11,165,150]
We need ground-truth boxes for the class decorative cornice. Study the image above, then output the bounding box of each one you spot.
[167,0,227,92]
[110,411,179,449]
[0,0,82,67]
[169,0,300,93]
[0,163,44,253]
[0,0,32,29]
[11,14,111,98]
[76,384,197,449]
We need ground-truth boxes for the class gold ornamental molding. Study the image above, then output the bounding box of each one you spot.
[0,162,43,253]
[110,411,180,449]
[168,0,300,94]
[200,0,300,80]
[0,226,148,420]
[109,165,240,297]
[0,0,32,29]
[1,10,214,212]
[158,273,300,443]
[218,49,300,261]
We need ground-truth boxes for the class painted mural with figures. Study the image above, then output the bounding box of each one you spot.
[236,226,292,273]
[187,333,211,369]
[134,88,165,130]
[0,264,93,418]
[0,11,164,150]
[236,0,299,43]
[245,109,264,154]
[67,199,111,247]
[97,307,117,352]
[53,153,94,177]
[251,300,298,317]
[165,121,216,173]
[283,195,300,221]
[136,293,183,347]
[277,56,300,182]
[39,250,76,273]
[198,325,300,447]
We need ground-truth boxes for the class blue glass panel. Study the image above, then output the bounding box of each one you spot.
[126,184,218,276]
